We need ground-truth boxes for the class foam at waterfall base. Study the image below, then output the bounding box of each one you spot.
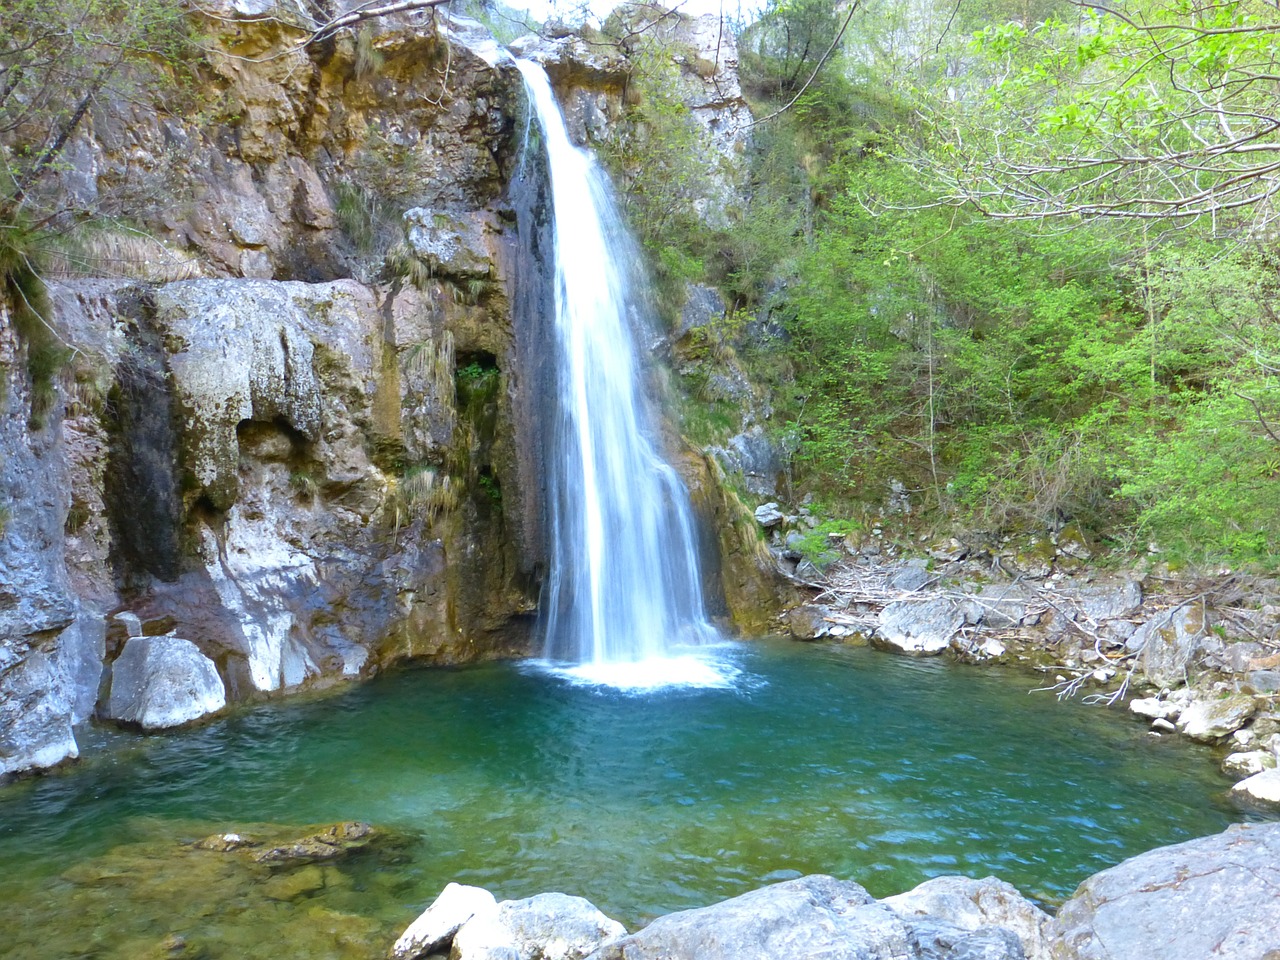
[527,647,744,692]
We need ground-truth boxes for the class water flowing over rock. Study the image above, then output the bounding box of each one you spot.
[1049,821,1280,960]
[103,636,226,730]
[0,6,778,774]
[515,60,718,667]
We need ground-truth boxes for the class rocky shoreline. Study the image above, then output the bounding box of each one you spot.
[756,502,1280,812]
[384,820,1280,960]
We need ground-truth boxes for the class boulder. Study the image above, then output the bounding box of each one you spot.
[452,892,625,960]
[1230,768,1280,809]
[1221,750,1275,778]
[882,875,1052,960]
[585,875,1025,960]
[1127,601,1207,687]
[1175,695,1256,742]
[889,560,932,593]
[873,599,976,656]
[1126,697,1180,723]
[788,605,832,640]
[1077,580,1142,622]
[754,502,785,529]
[1049,822,1280,959]
[103,636,226,730]
[391,883,498,960]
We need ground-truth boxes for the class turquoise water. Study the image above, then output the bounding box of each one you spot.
[0,640,1255,958]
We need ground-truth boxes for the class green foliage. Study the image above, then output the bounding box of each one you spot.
[739,0,842,100]
[1118,386,1280,566]
[0,209,65,428]
[914,0,1280,226]
[333,182,379,255]
[336,125,436,269]
[1,0,200,210]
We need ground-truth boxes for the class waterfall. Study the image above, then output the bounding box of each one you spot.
[514,60,726,688]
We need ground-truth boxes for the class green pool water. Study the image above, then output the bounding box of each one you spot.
[0,640,1257,959]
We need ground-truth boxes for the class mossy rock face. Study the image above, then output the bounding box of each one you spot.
[678,449,794,632]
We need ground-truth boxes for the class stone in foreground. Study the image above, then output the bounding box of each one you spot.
[390,882,497,960]
[1230,768,1280,809]
[103,636,226,730]
[883,875,1052,960]
[1049,821,1280,959]
[584,875,1026,960]
[452,892,625,960]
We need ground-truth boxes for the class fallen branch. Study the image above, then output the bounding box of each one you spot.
[303,0,452,45]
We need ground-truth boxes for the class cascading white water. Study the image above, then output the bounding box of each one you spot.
[515,60,726,688]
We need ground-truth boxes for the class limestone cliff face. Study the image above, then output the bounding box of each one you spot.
[0,2,777,778]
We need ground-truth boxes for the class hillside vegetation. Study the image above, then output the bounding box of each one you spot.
[605,0,1280,569]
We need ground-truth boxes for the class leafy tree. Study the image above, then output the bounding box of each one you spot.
[900,0,1280,230]
[739,0,845,99]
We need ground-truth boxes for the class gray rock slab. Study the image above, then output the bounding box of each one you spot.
[391,883,497,960]
[585,875,1025,960]
[453,892,624,960]
[883,875,1052,960]
[1127,601,1207,687]
[104,636,226,730]
[1049,821,1280,960]
[874,599,973,656]
[1176,695,1256,742]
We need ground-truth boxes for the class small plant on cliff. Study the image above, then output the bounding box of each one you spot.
[0,209,67,428]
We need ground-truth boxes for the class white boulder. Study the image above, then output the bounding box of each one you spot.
[390,883,498,960]
[103,636,226,730]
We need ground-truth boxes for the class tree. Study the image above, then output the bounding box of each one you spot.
[898,0,1280,231]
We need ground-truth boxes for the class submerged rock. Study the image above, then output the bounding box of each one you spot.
[1049,821,1280,959]
[252,821,379,865]
[391,882,498,960]
[452,892,625,960]
[103,636,226,730]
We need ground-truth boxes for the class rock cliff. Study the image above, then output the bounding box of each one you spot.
[0,2,774,777]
